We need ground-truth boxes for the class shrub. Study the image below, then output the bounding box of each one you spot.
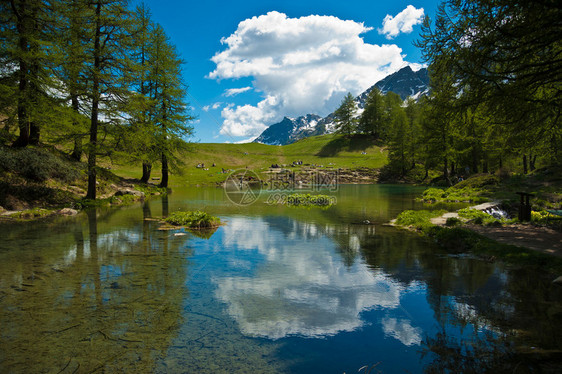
[421,186,489,203]
[450,174,500,190]
[445,217,461,226]
[165,210,221,228]
[531,210,562,224]
[394,209,445,230]
[422,188,446,202]
[458,208,502,225]
[0,146,80,182]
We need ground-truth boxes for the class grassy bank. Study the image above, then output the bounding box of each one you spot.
[394,209,562,273]
[393,170,562,273]
[0,145,165,218]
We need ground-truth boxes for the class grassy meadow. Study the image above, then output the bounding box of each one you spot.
[111,134,388,186]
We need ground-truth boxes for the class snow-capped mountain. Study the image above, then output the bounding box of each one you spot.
[254,66,429,145]
[253,114,322,145]
[357,65,429,104]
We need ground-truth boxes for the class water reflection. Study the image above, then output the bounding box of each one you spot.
[212,216,417,341]
[0,206,191,373]
[1,186,561,373]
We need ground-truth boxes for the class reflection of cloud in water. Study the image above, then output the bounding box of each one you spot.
[213,217,409,340]
[381,317,422,346]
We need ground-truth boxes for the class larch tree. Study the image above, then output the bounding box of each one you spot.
[125,2,157,183]
[54,0,91,160]
[334,92,357,136]
[359,88,385,138]
[147,24,193,188]
[83,0,131,199]
[0,0,53,147]
[417,0,562,168]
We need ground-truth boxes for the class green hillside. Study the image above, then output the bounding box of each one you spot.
[112,134,388,186]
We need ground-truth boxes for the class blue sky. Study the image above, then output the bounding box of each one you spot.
[132,1,439,143]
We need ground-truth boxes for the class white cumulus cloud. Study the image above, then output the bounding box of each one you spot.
[203,102,224,112]
[220,95,277,137]
[209,11,413,139]
[224,86,252,97]
[379,5,424,40]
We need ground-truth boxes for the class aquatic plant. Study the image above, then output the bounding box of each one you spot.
[165,210,221,228]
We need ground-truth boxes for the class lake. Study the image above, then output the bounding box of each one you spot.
[1,185,560,373]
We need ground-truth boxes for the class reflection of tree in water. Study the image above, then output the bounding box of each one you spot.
[328,224,376,267]
[420,329,517,373]
[420,259,562,372]
[358,226,562,372]
[0,205,192,372]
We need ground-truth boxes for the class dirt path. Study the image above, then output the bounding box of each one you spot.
[430,201,562,258]
[467,224,562,258]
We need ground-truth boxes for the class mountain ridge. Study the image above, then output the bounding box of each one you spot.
[254,66,429,145]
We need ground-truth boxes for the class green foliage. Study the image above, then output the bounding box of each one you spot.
[334,92,358,135]
[0,146,80,182]
[394,209,445,230]
[359,88,385,137]
[451,174,500,190]
[8,208,55,220]
[421,186,489,203]
[417,0,562,177]
[285,193,334,207]
[422,188,446,202]
[458,208,501,225]
[531,210,562,224]
[165,210,221,228]
[445,217,461,226]
[133,184,168,196]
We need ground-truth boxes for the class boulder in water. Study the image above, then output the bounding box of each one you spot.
[58,208,78,216]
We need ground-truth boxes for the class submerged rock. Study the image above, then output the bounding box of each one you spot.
[58,208,78,216]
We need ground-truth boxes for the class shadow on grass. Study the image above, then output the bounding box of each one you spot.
[316,134,381,157]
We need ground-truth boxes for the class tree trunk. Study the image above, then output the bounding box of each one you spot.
[28,57,40,145]
[471,150,478,174]
[444,156,452,186]
[70,95,82,161]
[12,0,30,148]
[530,153,537,171]
[140,162,152,183]
[522,154,528,174]
[86,0,102,200]
[159,153,168,188]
